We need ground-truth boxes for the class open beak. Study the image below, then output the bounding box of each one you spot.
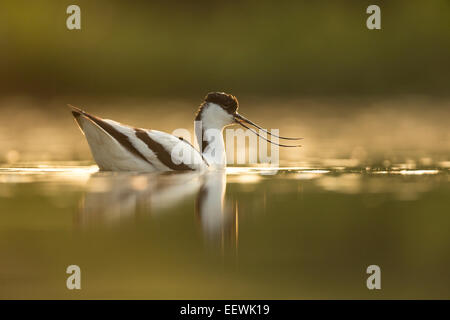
[233,113,302,148]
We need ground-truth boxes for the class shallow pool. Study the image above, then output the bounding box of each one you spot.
[0,163,449,299]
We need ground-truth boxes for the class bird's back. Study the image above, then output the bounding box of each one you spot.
[71,107,207,172]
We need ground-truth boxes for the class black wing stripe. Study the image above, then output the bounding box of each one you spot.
[76,111,153,166]
[135,129,194,171]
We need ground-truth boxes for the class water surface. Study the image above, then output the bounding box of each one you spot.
[0,163,449,299]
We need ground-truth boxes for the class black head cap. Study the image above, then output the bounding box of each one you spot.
[204,92,239,114]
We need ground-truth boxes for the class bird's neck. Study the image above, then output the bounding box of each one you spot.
[194,102,233,168]
[195,121,227,169]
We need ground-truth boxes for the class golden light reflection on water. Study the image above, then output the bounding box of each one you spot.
[227,174,262,184]
[0,163,447,210]
[0,165,98,184]
[396,169,440,175]
[0,163,446,183]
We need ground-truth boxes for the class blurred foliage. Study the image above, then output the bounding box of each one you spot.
[1,0,450,98]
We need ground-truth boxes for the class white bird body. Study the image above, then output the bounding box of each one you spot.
[71,92,301,172]
[73,110,207,172]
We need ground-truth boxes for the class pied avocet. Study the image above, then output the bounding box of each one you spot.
[70,92,301,171]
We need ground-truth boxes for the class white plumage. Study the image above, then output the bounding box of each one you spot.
[70,92,301,172]
[72,108,207,172]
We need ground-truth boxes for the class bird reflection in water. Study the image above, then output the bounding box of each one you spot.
[76,170,237,248]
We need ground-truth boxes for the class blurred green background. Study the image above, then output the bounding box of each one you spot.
[1,2,450,300]
[2,0,450,98]
[0,0,449,164]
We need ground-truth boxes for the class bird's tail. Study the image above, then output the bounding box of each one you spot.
[68,104,86,118]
